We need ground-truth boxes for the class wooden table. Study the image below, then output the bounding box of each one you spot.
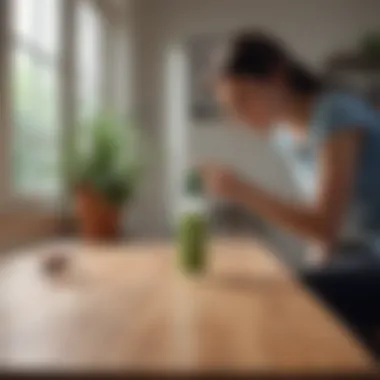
[0,239,374,373]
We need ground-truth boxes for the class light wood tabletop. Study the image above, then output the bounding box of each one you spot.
[0,239,375,373]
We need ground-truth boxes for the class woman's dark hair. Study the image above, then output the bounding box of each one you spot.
[221,31,321,95]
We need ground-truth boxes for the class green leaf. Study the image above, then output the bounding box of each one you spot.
[64,111,143,205]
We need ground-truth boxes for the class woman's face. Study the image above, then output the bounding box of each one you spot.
[216,76,285,133]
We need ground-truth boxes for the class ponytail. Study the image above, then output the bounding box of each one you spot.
[287,62,322,95]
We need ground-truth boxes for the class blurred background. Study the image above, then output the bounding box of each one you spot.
[0,0,379,372]
[0,0,379,263]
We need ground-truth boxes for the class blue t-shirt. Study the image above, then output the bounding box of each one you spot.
[310,92,380,233]
[273,92,380,239]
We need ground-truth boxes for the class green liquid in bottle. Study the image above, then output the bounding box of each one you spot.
[178,169,208,274]
[178,213,207,274]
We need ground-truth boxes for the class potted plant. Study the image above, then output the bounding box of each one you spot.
[67,113,141,240]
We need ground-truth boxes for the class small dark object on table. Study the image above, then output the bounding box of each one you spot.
[42,252,71,276]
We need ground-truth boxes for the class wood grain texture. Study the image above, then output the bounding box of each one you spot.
[0,239,374,373]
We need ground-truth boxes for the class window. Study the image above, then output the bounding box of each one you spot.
[11,0,62,198]
[76,0,102,127]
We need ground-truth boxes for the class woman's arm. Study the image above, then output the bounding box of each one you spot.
[203,129,362,245]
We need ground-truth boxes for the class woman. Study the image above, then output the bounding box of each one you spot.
[202,32,380,355]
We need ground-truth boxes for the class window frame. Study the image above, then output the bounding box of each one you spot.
[76,0,104,125]
[0,0,122,212]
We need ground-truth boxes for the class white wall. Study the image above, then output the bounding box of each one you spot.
[131,0,380,237]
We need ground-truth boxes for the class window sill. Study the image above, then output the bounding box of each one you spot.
[0,197,62,251]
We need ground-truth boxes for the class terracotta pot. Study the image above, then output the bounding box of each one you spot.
[74,186,123,241]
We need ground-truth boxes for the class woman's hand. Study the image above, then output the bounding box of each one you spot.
[200,164,244,201]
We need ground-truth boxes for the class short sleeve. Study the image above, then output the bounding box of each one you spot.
[311,93,370,141]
